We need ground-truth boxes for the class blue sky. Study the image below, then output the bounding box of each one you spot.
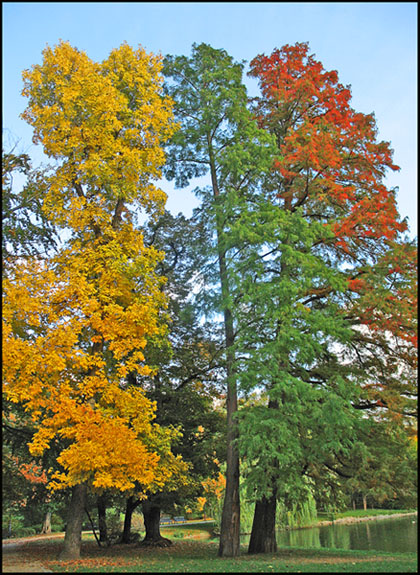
[2,2,417,236]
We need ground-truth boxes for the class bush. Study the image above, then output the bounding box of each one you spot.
[277,493,318,529]
[2,513,25,538]
[14,526,37,537]
[131,511,144,531]
[45,512,65,533]
[51,521,65,533]
[107,509,123,533]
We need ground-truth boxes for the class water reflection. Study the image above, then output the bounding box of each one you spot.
[241,516,417,553]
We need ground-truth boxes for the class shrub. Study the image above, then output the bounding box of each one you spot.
[14,526,37,537]
[2,513,25,538]
[277,493,318,529]
[51,522,65,533]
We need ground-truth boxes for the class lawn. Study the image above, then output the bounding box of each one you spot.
[5,522,417,573]
[39,540,420,573]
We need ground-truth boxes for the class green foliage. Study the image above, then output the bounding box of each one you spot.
[277,493,318,529]
[2,512,25,538]
[163,43,276,191]
[238,375,360,506]
[342,417,417,509]
[163,42,277,318]
[139,211,226,489]
[106,509,124,538]
[14,526,38,537]
[239,498,256,535]
[51,516,66,533]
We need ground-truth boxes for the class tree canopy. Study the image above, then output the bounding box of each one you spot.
[2,39,417,560]
[2,40,184,559]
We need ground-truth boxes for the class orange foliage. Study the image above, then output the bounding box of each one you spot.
[18,461,48,485]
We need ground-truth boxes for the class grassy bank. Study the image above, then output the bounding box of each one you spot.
[316,508,417,521]
[313,508,417,528]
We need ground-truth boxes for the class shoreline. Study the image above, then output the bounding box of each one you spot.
[309,510,417,529]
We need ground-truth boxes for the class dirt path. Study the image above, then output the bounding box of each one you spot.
[2,534,64,573]
[2,556,53,573]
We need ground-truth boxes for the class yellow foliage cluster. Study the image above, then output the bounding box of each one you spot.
[202,472,226,501]
[194,472,226,517]
[21,41,177,222]
[2,239,184,491]
[2,41,187,495]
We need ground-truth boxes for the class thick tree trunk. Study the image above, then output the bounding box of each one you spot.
[121,495,141,543]
[140,500,172,547]
[248,494,277,554]
[59,483,87,560]
[248,398,279,554]
[97,493,107,543]
[41,510,51,534]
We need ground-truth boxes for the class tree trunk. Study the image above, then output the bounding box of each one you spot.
[248,492,277,554]
[97,493,107,543]
[121,495,141,543]
[59,483,87,560]
[363,495,367,511]
[140,500,172,547]
[218,351,240,557]
[208,143,240,558]
[247,398,278,554]
[41,510,52,535]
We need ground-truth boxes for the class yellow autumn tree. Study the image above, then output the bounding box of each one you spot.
[2,41,185,560]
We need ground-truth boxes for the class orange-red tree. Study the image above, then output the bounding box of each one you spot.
[2,41,187,560]
[233,42,417,553]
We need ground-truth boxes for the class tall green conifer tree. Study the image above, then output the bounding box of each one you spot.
[163,43,276,557]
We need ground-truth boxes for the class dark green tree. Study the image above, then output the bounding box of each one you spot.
[120,211,226,546]
[163,43,276,557]
[2,401,70,537]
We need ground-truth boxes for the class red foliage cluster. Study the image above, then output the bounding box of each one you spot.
[249,42,406,249]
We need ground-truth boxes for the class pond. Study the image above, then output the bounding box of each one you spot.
[242,515,417,554]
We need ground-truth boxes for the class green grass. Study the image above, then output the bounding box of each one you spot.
[5,523,416,573]
[46,541,419,573]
